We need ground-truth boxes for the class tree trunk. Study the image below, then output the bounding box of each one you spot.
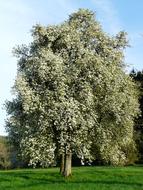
[63,153,72,177]
[60,154,65,175]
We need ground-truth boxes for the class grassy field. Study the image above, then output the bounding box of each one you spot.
[0,166,143,190]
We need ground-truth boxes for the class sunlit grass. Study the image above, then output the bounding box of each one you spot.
[0,166,143,190]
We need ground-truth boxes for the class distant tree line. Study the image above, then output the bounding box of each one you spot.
[0,136,11,169]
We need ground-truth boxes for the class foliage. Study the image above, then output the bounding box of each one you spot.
[0,136,11,169]
[130,69,143,163]
[5,9,139,170]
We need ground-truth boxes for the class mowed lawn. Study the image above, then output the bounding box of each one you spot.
[0,166,143,190]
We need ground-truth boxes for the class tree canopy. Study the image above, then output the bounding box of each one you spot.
[5,9,139,176]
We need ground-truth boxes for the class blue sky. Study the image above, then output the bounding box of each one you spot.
[0,0,143,135]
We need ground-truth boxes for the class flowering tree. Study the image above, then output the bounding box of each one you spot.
[5,9,139,176]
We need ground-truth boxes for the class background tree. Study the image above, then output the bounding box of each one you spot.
[6,9,139,177]
[130,69,143,162]
[0,136,11,169]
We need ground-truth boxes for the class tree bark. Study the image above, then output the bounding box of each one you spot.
[63,153,72,177]
[60,153,65,175]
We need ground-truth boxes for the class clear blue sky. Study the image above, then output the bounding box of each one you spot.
[0,0,143,135]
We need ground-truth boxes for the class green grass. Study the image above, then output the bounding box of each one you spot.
[0,166,143,190]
